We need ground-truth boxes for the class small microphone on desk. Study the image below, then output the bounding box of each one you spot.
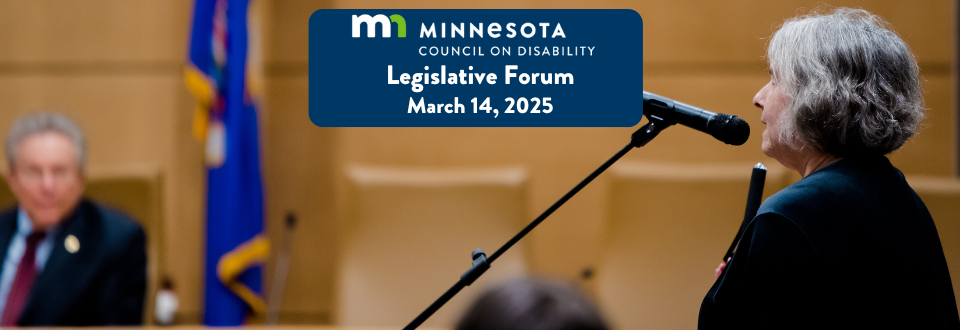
[266,212,298,325]
[642,91,750,145]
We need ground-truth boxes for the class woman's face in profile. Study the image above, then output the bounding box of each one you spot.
[753,77,791,162]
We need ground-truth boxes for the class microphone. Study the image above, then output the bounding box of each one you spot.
[642,91,750,145]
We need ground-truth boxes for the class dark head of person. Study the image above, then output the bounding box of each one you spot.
[753,8,924,175]
[456,278,608,330]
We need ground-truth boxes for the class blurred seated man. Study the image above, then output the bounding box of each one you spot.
[0,112,146,326]
[456,277,608,330]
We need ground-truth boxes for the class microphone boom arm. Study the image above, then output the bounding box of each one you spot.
[402,113,675,330]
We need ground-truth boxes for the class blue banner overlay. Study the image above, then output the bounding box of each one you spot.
[309,9,643,127]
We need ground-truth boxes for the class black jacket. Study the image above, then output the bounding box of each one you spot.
[700,156,960,329]
[0,200,146,326]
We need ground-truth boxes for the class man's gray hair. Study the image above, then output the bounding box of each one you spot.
[4,112,87,170]
[767,8,924,158]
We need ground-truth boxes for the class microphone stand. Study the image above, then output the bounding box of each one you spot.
[402,113,676,330]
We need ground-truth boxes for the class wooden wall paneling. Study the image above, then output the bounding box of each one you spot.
[0,1,190,63]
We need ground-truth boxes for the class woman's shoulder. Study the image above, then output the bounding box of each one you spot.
[758,172,851,215]
[757,156,915,227]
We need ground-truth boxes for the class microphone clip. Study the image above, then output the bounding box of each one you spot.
[460,249,490,286]
[630,112,675,148]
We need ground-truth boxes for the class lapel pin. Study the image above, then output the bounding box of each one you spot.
[65,235,80,253]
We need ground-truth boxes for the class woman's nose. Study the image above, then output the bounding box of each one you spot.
[753,83,768,109]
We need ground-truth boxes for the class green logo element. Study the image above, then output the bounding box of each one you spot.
[390,14,406,38]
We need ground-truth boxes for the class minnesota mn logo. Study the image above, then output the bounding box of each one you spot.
[352,14,406,38]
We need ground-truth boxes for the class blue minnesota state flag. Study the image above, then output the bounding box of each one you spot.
[185,0,269,325]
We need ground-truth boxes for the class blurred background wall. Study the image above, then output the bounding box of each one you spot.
[0,0,954,326]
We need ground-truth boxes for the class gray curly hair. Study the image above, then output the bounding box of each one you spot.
[767,8,924,158]
[4,112,87,171]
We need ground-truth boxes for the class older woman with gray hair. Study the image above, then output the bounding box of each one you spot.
[699,8,960,329]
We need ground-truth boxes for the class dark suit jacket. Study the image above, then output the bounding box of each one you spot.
[700,157,960,329]
[0,199,146,326]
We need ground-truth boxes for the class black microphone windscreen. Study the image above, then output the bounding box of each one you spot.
[708,114,750,145]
